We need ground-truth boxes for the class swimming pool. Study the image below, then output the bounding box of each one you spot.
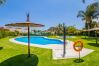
[15,36,63,45]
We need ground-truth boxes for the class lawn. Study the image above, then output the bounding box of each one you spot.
[0,36,99,66]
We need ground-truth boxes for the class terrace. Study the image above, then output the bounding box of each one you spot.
[0,0,99,66]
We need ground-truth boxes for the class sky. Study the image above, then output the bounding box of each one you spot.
[0,0,98,30]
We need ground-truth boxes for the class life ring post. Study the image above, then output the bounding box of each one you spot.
[73,40,83,63]
[79,51,80,62]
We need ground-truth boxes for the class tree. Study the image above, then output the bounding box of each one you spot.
[82,0,95,3]
[82,0,85,3]
[67,26,77,35]
[47,23,67,35]
[0,0,5,5]
[56,24,64,35]
[77,2,99,36]
[91,21,97,28]
[47,27,57,35]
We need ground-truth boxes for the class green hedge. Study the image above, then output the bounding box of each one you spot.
[0,30,19,39]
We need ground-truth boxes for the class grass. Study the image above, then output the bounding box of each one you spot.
[47,36,60,39]
[0,36,99,66]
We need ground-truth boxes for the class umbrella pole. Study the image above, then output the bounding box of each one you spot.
[28,25,30,57]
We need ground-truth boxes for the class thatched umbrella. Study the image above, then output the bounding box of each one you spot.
[5,13,44,57]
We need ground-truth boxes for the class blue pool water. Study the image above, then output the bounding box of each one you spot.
[15,36,63,45]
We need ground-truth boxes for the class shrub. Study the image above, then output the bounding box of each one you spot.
[0,29,19,39]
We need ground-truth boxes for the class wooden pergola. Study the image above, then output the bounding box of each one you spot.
[88,28,99,31]
[82,28,99,44]
[83,27,99,44]
[82,29,89,38]
[88,28,99,44]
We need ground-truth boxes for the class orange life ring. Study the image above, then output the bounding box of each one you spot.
[73,40,83,52]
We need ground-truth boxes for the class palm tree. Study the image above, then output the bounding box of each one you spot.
[77,2,99,36]
[91,21,97,28]
[82,0,85,3]
[82,0,95,3]
[47,27,57,35]
[0,0,5,5]
[47,23,67,35]
[56,24,63,35]
[67,26,77,35]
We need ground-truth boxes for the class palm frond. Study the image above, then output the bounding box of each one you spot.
[82,18,86,21]
[82,0,85,3]
[77,10,85,18]
[93,13,99,19]
[0,0,5,5]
